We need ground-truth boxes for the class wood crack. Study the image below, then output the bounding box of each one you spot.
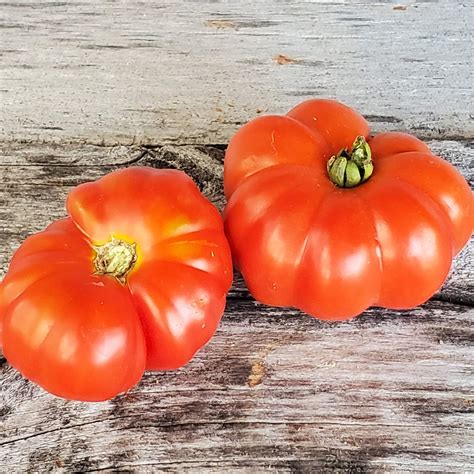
[2,418,466,448]
[431,294,474,308]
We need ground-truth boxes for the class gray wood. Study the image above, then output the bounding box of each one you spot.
[1,300,473,472]
[1,142,473,472]
[1,1,473,146]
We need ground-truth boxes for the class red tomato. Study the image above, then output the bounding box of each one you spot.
[0,168,232,401]
[224,99,473,320]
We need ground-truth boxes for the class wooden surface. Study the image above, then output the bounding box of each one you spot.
[1,142,473,472]
[1,1,474,472]
[1,0,473,145]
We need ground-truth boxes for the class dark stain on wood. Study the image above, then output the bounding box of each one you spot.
[401,396,473,425]
[39,126,64,131]
[434,327,474,346]
[79,44,130,50]
[236,20,279,29]
[109,396,252,432]
[65,439,101,473]
[402,57,425,63]
[364,114,403,124]
[288,88,328,97]
[206,19,277,30]
[145,147,225,209]
[0,1,69,8]
[0,405,12,419]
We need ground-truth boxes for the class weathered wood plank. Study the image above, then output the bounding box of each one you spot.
[1,1,473,145]
[1,300,473,472]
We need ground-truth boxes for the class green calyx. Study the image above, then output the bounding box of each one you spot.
[93,238,137,283]
[327,136,374,188]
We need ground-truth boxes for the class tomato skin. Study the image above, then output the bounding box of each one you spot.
[224,99,473,320]
[129,259,227,369]
[370,151,473,255]
[287,98,370,158]
[2,271,146,402]
[369,131,431,159]
[224,115,329,199]
[0,168,232,400]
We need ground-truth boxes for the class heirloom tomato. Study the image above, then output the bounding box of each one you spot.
[224,99,473,320]
[0,167,232,401]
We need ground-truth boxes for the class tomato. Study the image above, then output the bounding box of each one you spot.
[224,99,473,320]
[0,167,232,401]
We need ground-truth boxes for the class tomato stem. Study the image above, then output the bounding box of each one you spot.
[93,238,137,283]
[327,136,373,188]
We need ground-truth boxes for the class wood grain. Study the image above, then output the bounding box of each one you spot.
[1,300,473,472]
[1,141,473,472]
[1,1,473,145]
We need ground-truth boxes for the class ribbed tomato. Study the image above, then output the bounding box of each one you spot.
[0,167,232,401]
[224,99,473,320]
